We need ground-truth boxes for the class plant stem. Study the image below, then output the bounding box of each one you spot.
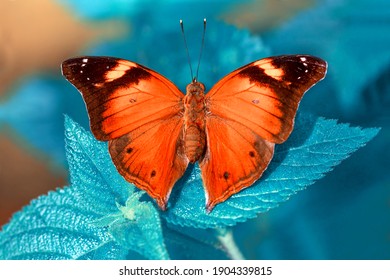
[216,228,245,260]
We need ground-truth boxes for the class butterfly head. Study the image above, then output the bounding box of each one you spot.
[186,79,205,95]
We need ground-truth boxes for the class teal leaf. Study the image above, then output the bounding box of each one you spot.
[163,113,380,228]
[94,192,169,260]
[0,186,128,260]
[64,115,131,211]
[0,114,379,259]
[0,117,168,260]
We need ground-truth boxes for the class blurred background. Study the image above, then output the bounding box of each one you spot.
[0,0,389,259]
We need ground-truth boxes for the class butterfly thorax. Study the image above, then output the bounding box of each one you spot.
[183,81,207,163]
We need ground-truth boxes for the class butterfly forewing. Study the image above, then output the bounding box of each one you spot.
[201,55,327,210]
[206,55,327,143]
[61,57,184,140]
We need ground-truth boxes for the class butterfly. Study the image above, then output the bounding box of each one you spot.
[61,54,327,212]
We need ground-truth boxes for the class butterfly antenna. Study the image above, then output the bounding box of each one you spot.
[195,18,206,82]
[180,19,194,81]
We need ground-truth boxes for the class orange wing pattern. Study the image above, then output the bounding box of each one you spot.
[199,117,275,212]
[201,55,327,210]
[62,57,184,140]
[62,57,187,209]
[206,55,327,143]
[108,116,188,210]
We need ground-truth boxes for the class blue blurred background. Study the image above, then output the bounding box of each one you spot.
[0,0,388,259]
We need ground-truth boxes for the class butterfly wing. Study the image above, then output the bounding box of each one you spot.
[201,55,327,211]
[108,116,188,210]
[62,57,188,209]
[200,117,275,212]
[62,57,184,140]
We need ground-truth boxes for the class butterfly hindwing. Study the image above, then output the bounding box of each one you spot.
[199,117,275,212]
[201,55,327,210]
[108,116,188,210]
[62,56,188,209]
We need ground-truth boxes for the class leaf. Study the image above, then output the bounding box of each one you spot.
[0,117,168,260]
[0,186,128,260]
[64,115,131,212]
[163,113,380,228]
[0,114,378,259]
[93,192,169,260]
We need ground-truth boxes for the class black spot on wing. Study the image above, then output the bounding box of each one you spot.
[109,134,131,158]
[223,172,230,180]
[120,66,152,85]
[238,65,270,85]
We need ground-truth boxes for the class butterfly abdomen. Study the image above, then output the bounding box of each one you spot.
[183,81,207,163]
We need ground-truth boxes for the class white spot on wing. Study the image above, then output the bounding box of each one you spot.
[255,59,284,81]
[93,83,104,88]
[104,60,132,81]
[82,58,88,63]
[300,57,307,62]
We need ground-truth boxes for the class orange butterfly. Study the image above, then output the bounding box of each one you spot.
[62,54,327,212]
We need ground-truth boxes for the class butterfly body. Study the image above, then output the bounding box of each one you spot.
[62,54,327,212]
[183,81,207,163]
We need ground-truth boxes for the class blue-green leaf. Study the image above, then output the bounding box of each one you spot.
[0,114,378,259]
[0,117,168,260]
[93,192,169,260]
[163,113,380,228]
[0,186,128,260]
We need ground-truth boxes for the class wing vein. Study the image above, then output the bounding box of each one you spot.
[88,84,177,114]
[98,103,180,132]
[212,103,286,139]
